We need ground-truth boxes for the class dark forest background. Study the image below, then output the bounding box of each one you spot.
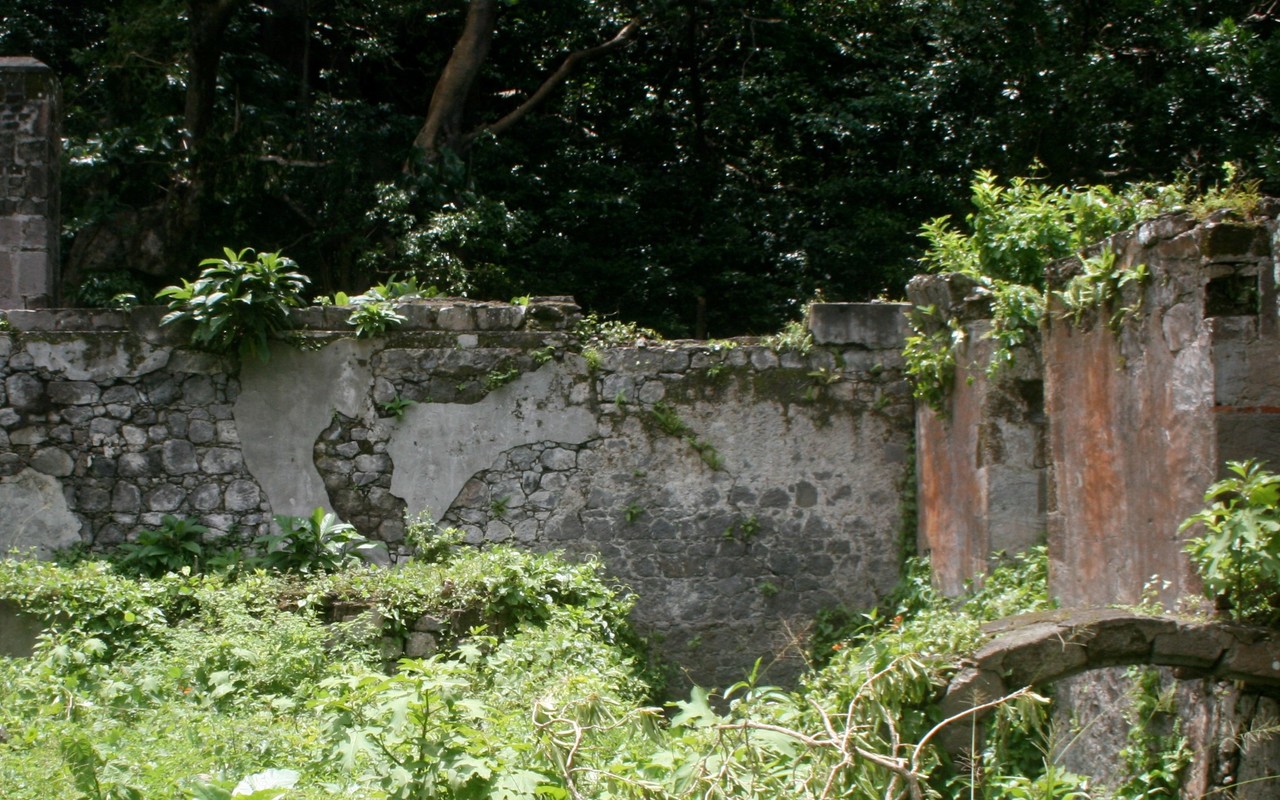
[3,0,1277,335]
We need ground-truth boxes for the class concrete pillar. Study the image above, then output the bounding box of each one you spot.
[1043,207,1280,609]
[0,57,60,308]
[906,274,1047,595]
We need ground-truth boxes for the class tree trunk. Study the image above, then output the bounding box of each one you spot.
[167,0,246,268]
[410,0,499,167]
[185,0,244,149]
[409,0,641,169]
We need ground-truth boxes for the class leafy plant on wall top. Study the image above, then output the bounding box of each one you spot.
[904,171,1185,411]
[157,248,310,362]
[317,274,431,337]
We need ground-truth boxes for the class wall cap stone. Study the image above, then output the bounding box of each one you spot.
[807,302,909,348]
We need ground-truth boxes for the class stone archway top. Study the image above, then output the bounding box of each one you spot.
[941,608,1280,747]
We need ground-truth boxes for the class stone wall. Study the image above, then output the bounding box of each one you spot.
[906,273,1047,596]
[1053,667,1280,799]
[0,299,914,687]
[0,58,59,309]
[1043,204,1280,608]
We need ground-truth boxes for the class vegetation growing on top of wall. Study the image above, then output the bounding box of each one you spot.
[905,172,1175,410]
[157,248,311,362]
[903,166,1265,412]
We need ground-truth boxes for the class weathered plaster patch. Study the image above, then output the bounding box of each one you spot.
[0,467,82,557]
[25,335,170,381]
[387,365,598,519]
[235,339,375,516]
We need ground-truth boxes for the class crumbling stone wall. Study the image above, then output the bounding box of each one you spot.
[1053,666,1280,799]
[0,58,59,309]
[0,299,914,687]
[906,274,1047,596]
[1043,203,1280,608]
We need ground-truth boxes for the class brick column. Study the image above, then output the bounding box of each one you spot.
[0,57,60,308]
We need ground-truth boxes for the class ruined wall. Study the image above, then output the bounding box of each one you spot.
[1053,666,1280,799]
[906,274,1047,596]
[0,299,914,687]
[1043,205,1280,608]
[0,58,58,309]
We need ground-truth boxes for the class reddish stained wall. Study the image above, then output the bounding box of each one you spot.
[1043,211,1280,608]
[910,280,1046,596]
[916,344,987,594]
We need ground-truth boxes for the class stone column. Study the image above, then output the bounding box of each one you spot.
[905,274,1047,596]
[1041,211,1280,609]
[0,57,60,308]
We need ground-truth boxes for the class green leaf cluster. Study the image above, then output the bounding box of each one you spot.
[1182,459,1280,624]
[157,248,310,362]
[905,172,1185,410]
[256,508,385,575]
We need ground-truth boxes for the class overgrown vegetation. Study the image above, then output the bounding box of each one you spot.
[0,538,1180,799]
[903,165,1264,411]
[1182,459,1280,625]
[647,402,725,471]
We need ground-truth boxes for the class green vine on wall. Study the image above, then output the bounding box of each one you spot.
[1054,250,1151,331]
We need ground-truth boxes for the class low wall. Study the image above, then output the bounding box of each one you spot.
[0,299,914,687]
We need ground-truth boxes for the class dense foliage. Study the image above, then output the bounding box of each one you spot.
[3,537,1193,799]
[1182,459,1280,625]
[3,0,1278,335]
[903,170,1190,410]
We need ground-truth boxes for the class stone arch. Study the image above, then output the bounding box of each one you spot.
[938,608,1280,754]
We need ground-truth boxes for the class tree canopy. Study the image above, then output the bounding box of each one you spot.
[2,0,1277,335]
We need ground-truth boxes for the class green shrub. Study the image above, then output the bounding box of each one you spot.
[66,270,149,310]
[574,312,663,349]
[112,515,209,579]
[157,248,310,362]
[254,507,383,574]
[1181,459,1280,624]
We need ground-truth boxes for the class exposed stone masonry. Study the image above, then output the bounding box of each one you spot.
[0,58,59,308]
[0,298,913,687]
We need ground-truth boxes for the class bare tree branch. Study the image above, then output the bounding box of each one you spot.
[465,17,643,145]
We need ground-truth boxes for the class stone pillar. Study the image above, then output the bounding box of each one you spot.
[1043,206,1280,609]
[0,57,60,309]
[906,274,1047,595]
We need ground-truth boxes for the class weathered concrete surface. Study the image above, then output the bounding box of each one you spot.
[387,364,598,521]
[235,338,376,517]
[0,58,60,309]
[808,302,910,348]
[0,599,43,657]
[908,276,1047,595]
[0,300,914,687]
[0,467,81,557]
[1043,210,1280,608]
